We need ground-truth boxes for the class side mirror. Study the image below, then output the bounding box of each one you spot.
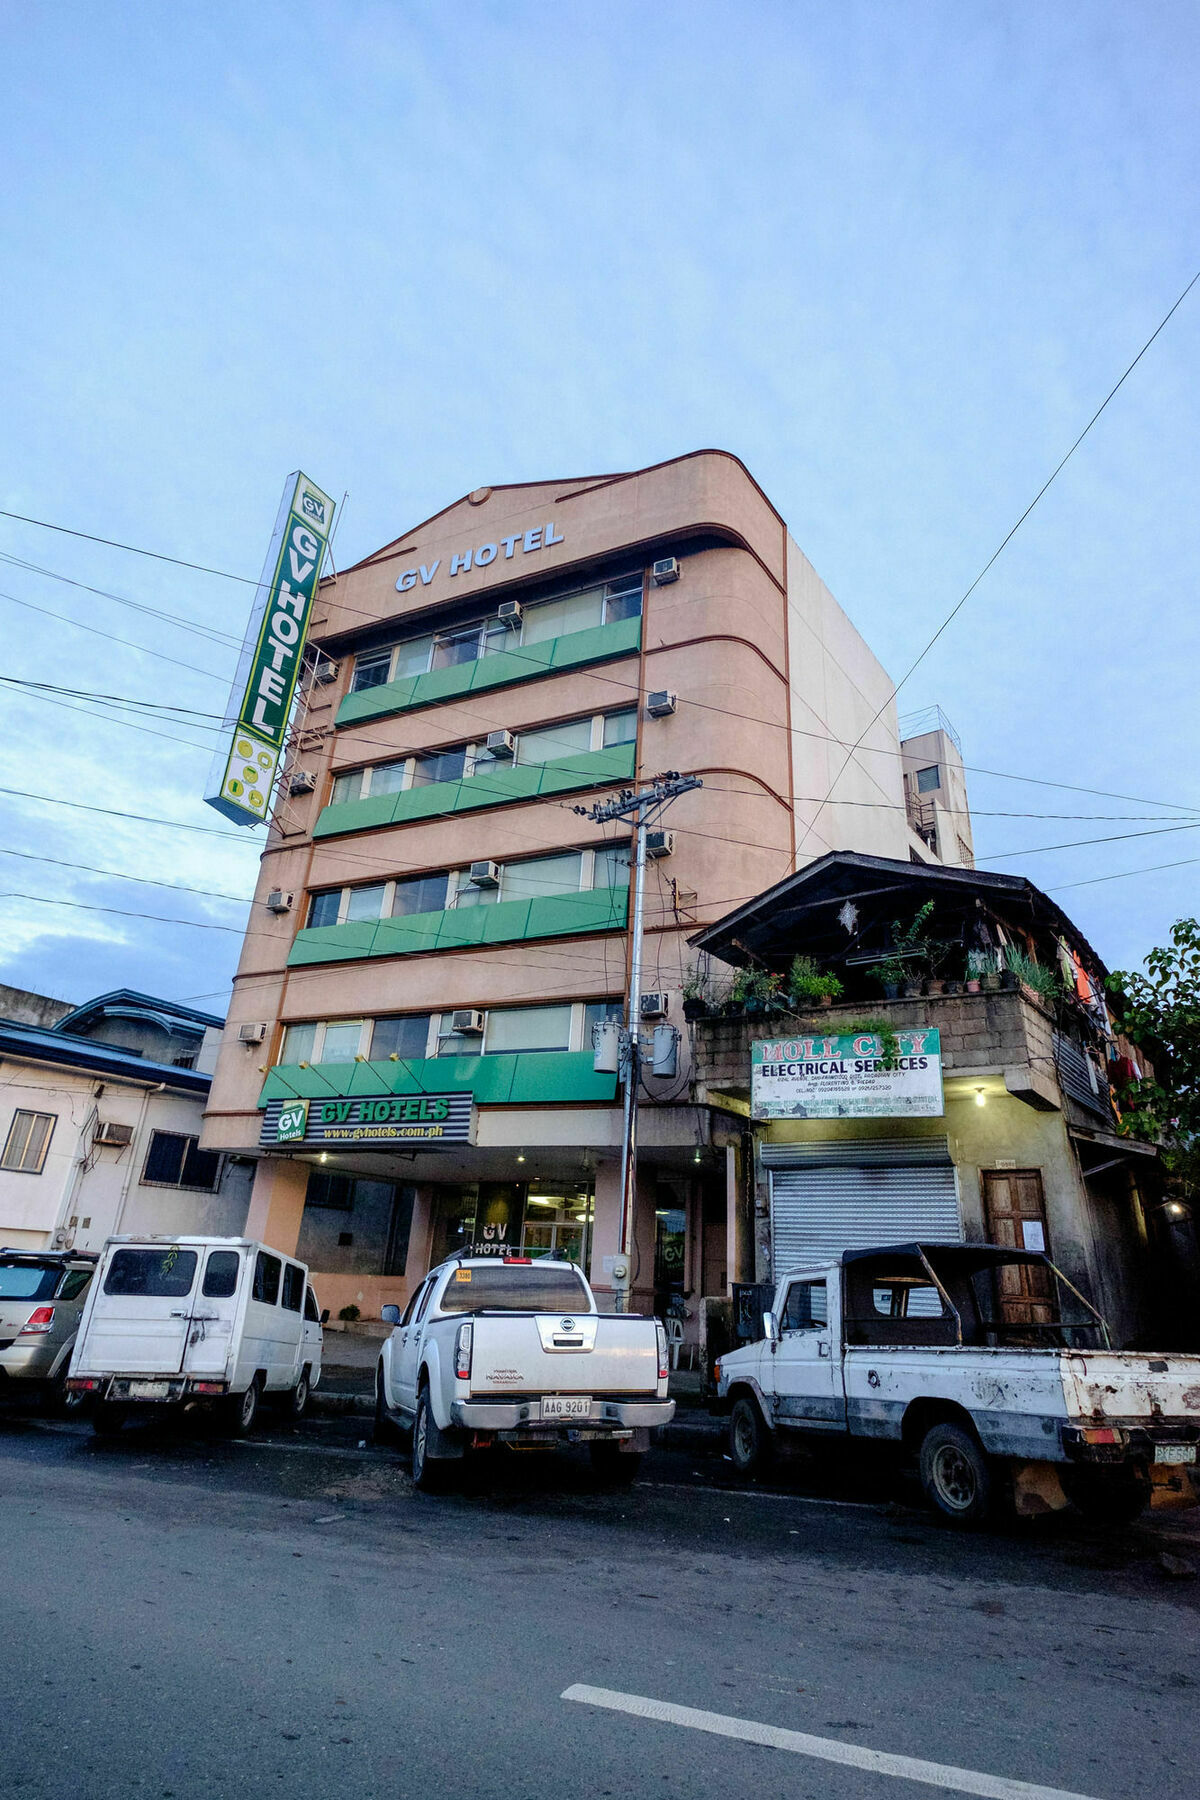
[762,1310,779,1344]
[319,1308,330,1325]
[380,1303,401,1326]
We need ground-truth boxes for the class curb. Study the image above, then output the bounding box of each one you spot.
[311,1388,726,1448]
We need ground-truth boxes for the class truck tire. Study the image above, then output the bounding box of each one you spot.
[91,1402,126,1437]
[287,1369,310,1420]
[729,1395,771,1480]
[1065,1465,1151,1526]
[919,1421,993,1525]
[225,1378,260,1438]
[590,1442,644,1487]
[412,1387,451,1493]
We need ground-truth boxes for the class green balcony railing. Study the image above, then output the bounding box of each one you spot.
[313,741,637,839]
[287,883,630,968]
[336,614,642,727]
[258,1050,618,1110]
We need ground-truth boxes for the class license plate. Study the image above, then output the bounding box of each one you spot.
[128,1380,170,1400]
[1154,1444,1196,1465]
[542,1395,591,1420]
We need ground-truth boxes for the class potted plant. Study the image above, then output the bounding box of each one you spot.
[1005,946,1062,1004]
[870,899,935,1000]
[730,966,783,1015]
[870,956,907,1001]
[788,954,844,1009]
[682,962,711,1021]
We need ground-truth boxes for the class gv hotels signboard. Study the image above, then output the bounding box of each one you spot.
[204,471,337,826]
[261,1092,474,1150]
[751,1029,945,1121]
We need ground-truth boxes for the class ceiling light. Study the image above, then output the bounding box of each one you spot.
[975,1087,986,1107]
[693,1146,702,1163]
[319,1152,328,1163]
[517,1152,525,1164]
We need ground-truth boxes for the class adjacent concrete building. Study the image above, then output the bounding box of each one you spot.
[202,451,973,1324]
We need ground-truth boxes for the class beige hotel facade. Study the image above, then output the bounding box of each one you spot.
[201,450,973,1330]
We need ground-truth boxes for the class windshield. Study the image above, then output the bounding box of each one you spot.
[0,1262,59,1302]
[437,1264,590,1315]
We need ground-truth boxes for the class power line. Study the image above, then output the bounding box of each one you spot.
[0,549,244,647]
[792,263,1200,862]
[0,784,255,840]
[0,844,254,904]
[0,587,231,683]
[1049,855,1200,893]
[0,509,262,588]
[0,673,224,719]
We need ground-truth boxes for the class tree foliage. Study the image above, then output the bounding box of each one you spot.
[1107,918,1200,1178]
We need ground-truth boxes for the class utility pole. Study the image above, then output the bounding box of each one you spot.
[577,772,702,1310]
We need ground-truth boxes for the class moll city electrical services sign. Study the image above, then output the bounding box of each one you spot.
[204,472,336,825]
[260,1092,474,1150]
[752,1030,944,1120]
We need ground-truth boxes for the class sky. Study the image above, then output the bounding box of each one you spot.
[0,1,1197,1015]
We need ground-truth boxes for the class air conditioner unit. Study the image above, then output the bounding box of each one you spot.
[93,1121,135,1148]
[449,1009,485,1035]
[651,556,681,585]
[288,770,316,795]
[640,991,670,1019]
[312,659,340,685]
[238,1022,268,1046]
[266,889,294,913]
[468,860,501,888]
[646,690,677,717]
[646,829,675,859]
[497,601,523,629]
[485,729,516,759]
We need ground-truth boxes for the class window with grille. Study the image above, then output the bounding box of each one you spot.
[1,1110,56,1173]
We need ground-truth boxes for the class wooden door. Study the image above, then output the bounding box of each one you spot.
[982,1170,1054,1326]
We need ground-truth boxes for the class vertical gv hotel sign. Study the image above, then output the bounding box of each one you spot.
[203,472,336,825]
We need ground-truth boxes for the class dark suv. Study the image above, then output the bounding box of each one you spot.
[0,1250,97,1410]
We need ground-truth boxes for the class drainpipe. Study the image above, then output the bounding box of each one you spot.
[112,1082,166,1237]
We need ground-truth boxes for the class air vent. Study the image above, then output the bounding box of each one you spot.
[287,770,316,795]
[646,690,677,717]
[468,860,501,888]
[651,557,680,585]
[237,1022,268,1045]
[266,889,294,913]
[639,991,670,1019]
[485,729,515,759]
[449,1009,486,1035]
[497,601,522,629]
[645,829,675,859]
[93,1122,135,1148]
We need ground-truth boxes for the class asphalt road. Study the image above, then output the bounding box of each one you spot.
[2,1406,1199,1800]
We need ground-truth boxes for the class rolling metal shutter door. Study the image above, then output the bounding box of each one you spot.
[764,1139,961,1269]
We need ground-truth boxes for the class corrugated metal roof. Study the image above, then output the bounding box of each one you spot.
[0,1019,211,1092]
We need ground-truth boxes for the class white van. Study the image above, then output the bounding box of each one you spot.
[67,1236,324,1437]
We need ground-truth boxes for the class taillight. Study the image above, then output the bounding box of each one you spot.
[19,1306,54,1335]
[503,1257,532,1265]
[656,1320,669,1381]
[454,1320,473,1382]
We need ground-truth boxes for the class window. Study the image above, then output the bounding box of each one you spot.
[391,873,449,917]
[306,1169,355,1210]
[871,1281,944,1319]
[320,1021,366,1064]
[781,1279,828,1332]
[584,1000,624,1041]
[345,883,387,923]
[515,718,593,766]
[369,760,409,797]
[602,708,638,748]
[350,648,392,693]
[438,1264,590,1316]
[141,1131,221,1192]
[399,1279,428,1326]
[307,891,341,929]
[104,1247,198,1298]
[411,746,466,788]
[484,1004,573,1054]
[331,769,363,805]
[916,765,941,793]
[57,1268,93,1302]
[370,1015,432,1061]
[253,1252,281,1305]
[414,1278,436,1323]
[202,1251,240,1298]
[1,1110,56,1174]
[279,1022,317,1065]
[0,1259,61,1301]
[432,619,507,669]
[498,853,582,903]
[281,1264,304,1312]
[521,573,643,645]
[592,843,630,887]
[304,1286,321,1323]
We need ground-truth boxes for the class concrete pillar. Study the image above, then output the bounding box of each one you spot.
[588,1160,622,1301]
[244,1157,309,1255]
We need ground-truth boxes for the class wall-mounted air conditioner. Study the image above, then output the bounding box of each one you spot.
[651,557,680,585]
[238,1022,268,1045]
[646,829,675,859]
[449,1009,486,1035]
[468,860,501,888]
[288,770,316,795]
[312,659,340,685]
[640,991,670,1019]
[646,690,677,717]
[266,890,294,913]
[497,601,522,629]
[485,729,515,759]
[93,1122,135,1148]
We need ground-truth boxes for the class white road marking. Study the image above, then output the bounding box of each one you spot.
[637,1478,884,1510]
[561,1685,1102,1800]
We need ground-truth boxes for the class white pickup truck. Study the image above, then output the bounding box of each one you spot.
[716,1242,1200,1525]
[375,1256,673,1490]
